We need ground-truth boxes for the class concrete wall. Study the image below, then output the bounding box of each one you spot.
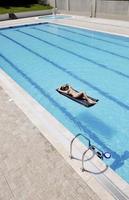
[69,0,91,16]
[56,0,68,10]
[48,0,92,16]
[96,0,129,20]
[48,0,129,21]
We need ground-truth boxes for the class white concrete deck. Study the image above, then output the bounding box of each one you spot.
[0,15,129,200]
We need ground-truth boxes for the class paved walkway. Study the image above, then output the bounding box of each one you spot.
[0,86,100,200]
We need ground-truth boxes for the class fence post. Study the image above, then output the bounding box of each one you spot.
[128,1,129,19]
[91,0,97,17]
[66,0,70,11]
[55,0,57,8]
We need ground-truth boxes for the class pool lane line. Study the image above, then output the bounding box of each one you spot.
[47,23,129,48]
[17,28,129,81]
[0,32,129,111]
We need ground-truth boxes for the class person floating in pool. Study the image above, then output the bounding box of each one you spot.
[58,84,97,105]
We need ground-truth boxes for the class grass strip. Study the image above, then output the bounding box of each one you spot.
[0,4,52,14]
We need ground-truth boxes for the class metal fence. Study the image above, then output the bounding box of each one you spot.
[96,0,129,20]
[48,0,129,21]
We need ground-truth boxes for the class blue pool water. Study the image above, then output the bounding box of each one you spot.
[38,15,72,20]
[0,22,129,183]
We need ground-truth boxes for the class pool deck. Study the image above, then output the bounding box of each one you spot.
[1,14,129,36]
[0,79,101,200]
[0,15,129,200]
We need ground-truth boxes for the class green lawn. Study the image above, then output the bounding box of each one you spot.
[0,4,52,14]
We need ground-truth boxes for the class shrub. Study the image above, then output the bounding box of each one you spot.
[38,0,47,5]
[0,0,39,7]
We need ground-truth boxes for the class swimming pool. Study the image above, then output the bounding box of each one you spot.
[0,22,129,183]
